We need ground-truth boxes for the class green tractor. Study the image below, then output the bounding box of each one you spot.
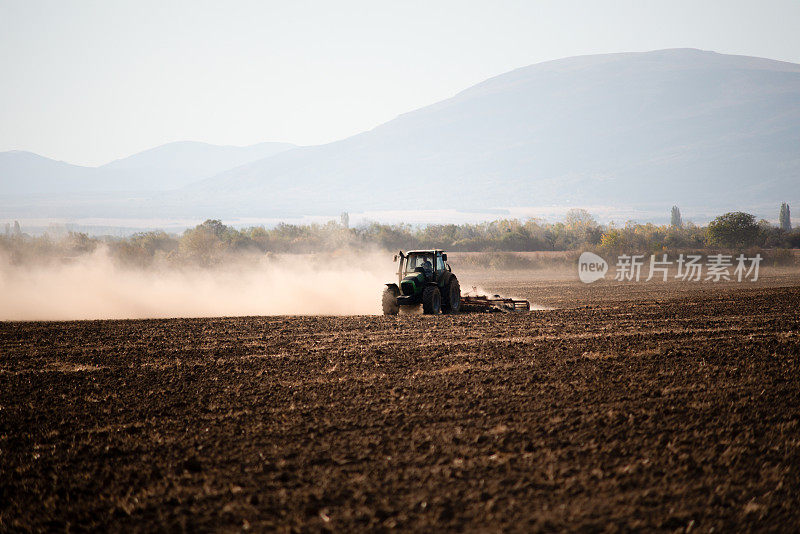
[382,250,460,315]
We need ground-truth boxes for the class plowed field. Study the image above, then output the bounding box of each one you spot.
[2,274,800,531]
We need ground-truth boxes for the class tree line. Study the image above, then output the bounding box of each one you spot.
[1,207,798,267]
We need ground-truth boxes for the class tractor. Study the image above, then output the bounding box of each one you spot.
[382,250,460,315]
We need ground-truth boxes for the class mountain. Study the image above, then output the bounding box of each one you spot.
[2,49,799,220]
[0,141,295,196]
[187,48,800,216]
[100,141,295,190]
[0,151,107,195]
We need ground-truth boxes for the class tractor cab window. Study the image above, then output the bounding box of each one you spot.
[436,255,445,272]
[406,254,433,274]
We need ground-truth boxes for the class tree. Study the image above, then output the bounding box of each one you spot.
[600,228,624,250]
[13,220,21,236]
[670,206,682,228]
[563,208,597,245]
[196,219,229,239]
[340,212,349,229]
[706,212,759,248]
[179,220,231,265]
[779,203,792,231]
[67,232,96,253]
[564,208,596,229]
[130,231,178,256]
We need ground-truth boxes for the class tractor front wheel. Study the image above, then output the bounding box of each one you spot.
[382,286,399,315]
[422,286,441,315]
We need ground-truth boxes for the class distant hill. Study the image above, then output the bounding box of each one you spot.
[2,48,799,220]
[188,48,800,216]
[0,151,106,195]
[101,141,295,190]
[0,141,295,195]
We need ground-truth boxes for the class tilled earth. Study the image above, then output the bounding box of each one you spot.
[2,275,800,532]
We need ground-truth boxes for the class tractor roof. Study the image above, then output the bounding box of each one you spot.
[405,249,446,255]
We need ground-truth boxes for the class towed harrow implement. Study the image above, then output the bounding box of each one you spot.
[460,289,531,313]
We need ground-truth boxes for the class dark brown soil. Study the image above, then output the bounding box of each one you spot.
[2,277,800,532]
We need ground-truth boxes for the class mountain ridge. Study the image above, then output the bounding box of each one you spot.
[0,141,296,195]
[182,48,799,216]
[2,48,799,219]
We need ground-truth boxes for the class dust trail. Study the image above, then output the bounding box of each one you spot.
[0,249,393,320]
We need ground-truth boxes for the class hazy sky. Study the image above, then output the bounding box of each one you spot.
[2,0,799,166]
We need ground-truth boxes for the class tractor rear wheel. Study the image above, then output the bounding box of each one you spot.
[382,286,399,315]
[443,278,461,313]
[422,286,441,315]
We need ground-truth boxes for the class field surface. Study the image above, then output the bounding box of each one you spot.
[2,273,800,531]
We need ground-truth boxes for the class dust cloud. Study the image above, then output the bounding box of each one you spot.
[0,249,395,321]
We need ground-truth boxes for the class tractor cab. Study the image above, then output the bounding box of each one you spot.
[403,251,445,280]
[400,250,449,282]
